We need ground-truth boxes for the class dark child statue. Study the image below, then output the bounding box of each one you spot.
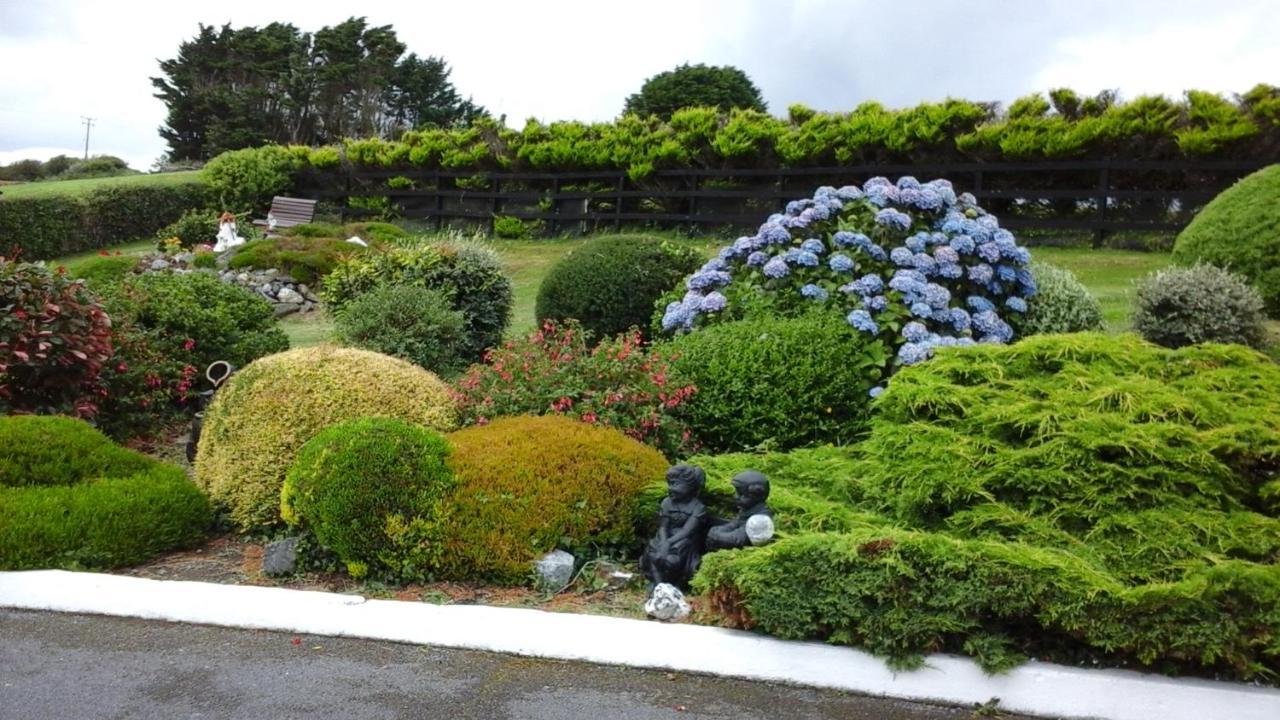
[705,469,774,551]
[639,464,708,590]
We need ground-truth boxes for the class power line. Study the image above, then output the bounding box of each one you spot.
[80,116,96,159]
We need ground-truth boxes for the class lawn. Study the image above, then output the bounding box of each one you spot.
[0,171,202,200]
[1030,247,1171,331]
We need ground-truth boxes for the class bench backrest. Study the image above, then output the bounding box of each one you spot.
[268,197,317,227]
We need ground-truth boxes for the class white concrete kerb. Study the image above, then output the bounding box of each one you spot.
[2,570,1277,720]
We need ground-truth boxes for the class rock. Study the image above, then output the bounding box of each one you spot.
[532,549,576,590]
[277,287,304,304]
[298,284,311,297]
[262,537,300,577]
[149,259,170,272]
[301,301,315,313]
[236,273,250,284]
[273,303,299,318]
[174,252,194,265]
[645,583,690,621]
[746,514,776,545]
[260,268,278,279]
[258,283,274,297]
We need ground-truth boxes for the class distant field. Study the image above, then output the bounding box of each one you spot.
[0,171,202,200]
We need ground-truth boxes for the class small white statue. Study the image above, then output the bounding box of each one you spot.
[213,212,245,252]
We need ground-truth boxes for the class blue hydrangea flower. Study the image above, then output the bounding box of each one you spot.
[796,251,820,267]
[661,301,691,332]
[869,385,885,399]
[913,253,938,275]
[994,265,1016,283]
[1005,296,1028,313]
[835,185,863,201]
[967,295,996,313]
[701,258,729,273]
[937,262,963,279]
[875,208,912,231]
[968,264,994,284]
[905,233,928,253]
[976,242,1001,263]
[785,199,814,215]
[897,176,922,190]
[699,292,727,312]
[687,270,731,291]
[890,247,914,267]
[910,302,933,318]
[847,309,879,334]
[746,251,768,267]
[781,215,810,230]
[865,185,899,207]
[1016,268,1037,295]
[800,238,826,254]
[864,243,888,262]
[850,273,884,295]
[903,321,929,342]
[972,309,1009,339]
[865,295,889,312]
[806,204,831,222]
[950,307,971,332]
[933,246,959,265]
[915,187,944,211]
[949,234,975,254]
[888,272,924,295]
[898,188,922,208]
[832,231,857,248]
[763,256,790,278]
[829,253,855,273]
[897,342,932,366]
[923,283,951,309]
[760,223,792,245]
[801,283,828,301]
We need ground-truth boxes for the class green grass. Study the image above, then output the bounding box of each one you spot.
[279,311,335,348]
[52,239,155,276]
[0,171,202,200]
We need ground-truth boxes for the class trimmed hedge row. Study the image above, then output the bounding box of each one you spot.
[0,181,208,260]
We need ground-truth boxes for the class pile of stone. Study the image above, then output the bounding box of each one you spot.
[138,252,321,317]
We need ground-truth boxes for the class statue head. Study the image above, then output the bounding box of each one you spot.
[730,470,769,509]
[665,464,705,502]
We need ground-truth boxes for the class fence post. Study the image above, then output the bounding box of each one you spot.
[547,177,559,237]
[1094,163,1110,249]
[432,172,443,231]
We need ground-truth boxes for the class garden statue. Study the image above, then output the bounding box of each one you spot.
[213,211,245,252]
[706,470,774,551]
[185,360,235,462]
[640,464,709,591]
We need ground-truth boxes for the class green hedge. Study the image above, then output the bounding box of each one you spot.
[0,416,211,570]
[0,180,208,260]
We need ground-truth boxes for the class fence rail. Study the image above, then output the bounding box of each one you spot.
[295,160,1271,246]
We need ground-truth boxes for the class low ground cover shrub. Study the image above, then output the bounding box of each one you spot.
[536,235,702,341]
[692,333,1280,680]
[0,416,211,569]
[452,321,697,458]
[283,221,408,244]
[334,285,469,376]
[1172,164,1280,316]
[442,416,668,582]
[62,253,140,288]
[323,240,512,363]
[194,346,456,531]
[1132,264,1267,348]
[658,179,1037,376]
[282,417,455,579]
[229,236,369,284]
[1016,261,1104,335]
[0,259,112,419]
[666,315,887,452]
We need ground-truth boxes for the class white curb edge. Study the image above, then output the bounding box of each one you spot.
[2,570,1277,720]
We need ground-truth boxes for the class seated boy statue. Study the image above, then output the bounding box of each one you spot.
[706,470,773,551]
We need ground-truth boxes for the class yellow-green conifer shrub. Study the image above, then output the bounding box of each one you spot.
[442,416,668,582]
[194,346,456,531]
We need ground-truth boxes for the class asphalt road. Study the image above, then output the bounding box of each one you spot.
[0,609,1031,720]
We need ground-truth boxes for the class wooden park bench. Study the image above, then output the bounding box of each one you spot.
[253,196,317,233]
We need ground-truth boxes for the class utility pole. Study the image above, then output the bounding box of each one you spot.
[81,116,96,159]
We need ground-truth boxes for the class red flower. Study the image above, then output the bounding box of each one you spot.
[182,338,196,351]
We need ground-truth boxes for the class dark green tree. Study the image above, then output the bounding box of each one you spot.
[623,63,767,120]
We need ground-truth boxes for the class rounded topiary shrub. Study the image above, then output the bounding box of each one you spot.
[0,416,211,569]
[1132,264,1267,349]
[1016,261,1105,336]
[1172,164,1280,316]
[442,416,669,582]
[536,235,702,341]
[194,346,456,531]
[322,240,513,363]
[667,315,888,452]
[282,417,454,579]
[334,285,469,376]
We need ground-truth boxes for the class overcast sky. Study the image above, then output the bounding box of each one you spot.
[2,0,1278,170]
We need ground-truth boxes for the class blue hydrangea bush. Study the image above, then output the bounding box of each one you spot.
[661,177,1037,387]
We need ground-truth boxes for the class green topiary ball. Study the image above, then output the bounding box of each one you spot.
[666,315,889,452]
[1172,164,1280,317]
[194,346,456,531]
[1132,264,1267,348]
[1017,261,1106,336]
[442,416,669,582]
[536,235,703,341]
[282,417,454,579]
[0,416,211,570]
[334,285,469,376]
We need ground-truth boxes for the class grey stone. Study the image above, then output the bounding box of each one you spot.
[262,537,300,577]
[236,273,250,284]
[174,252,194,264]
[277,287,304,304]
[532,549,575,591]
[260,268,278,279]
[149,259,170,272]
[644,583,690,621]
[298,284,310,296]
[272,303,299,318]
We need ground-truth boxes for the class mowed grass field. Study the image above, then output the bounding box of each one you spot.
[0,171,202,200]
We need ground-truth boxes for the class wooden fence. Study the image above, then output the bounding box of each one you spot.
[295,160,1270,246]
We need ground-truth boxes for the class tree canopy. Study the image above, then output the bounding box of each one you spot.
[152,17,486,161]
[623,63,767,120]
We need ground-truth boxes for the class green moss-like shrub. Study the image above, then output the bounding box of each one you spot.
[693,333,1280,680]
[536,235,703,342]
[1016,261,1105,335]
[666,316,888,452]
[228,236,369,284]
[493,215,530,239]
[282,221,408,244]
[1172,164,1280,316]
[334,284,468,376]
[194,346,456,531]
[0,416,211,569]
[282,417,454,579]
[322,240,513,363]
[442,416,669,582]
[61,254,139,288]
[1132,264,1267,349]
